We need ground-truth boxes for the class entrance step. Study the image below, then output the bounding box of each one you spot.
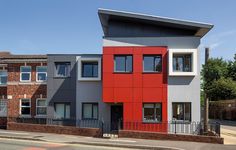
[103,133,118,138]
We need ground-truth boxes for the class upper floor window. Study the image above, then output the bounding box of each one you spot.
[173,54,192,72]
[0,71,7,85]
[143,103,162,122]
[55,62,70,77]
[82,62,98,77]
[36,99,47,116]
[36,66,47,82]
[20,66,31,82]
[143,55,162,72]
[169,49,197,76]
[172,102,191,122]
[114,55,132,73]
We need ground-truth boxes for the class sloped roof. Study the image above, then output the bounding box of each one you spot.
[98,8,213,37]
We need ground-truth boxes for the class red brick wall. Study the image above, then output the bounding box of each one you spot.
[7,122,102,137]
[7,62,47,117]
[119,130,224,144]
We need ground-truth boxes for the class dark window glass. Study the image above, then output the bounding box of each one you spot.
[143,103,162,122]
[173,54,192,72]
[82,103,98,119]
[21,74,30,81]
[114,55,132,72]
[82,62,98,77]
[143,55,162,72]
[21,99,31,115]
[172,103,191,122]
[55,62,70,77]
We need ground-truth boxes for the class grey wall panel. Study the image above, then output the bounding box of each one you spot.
[103,37,201,49]
[47,55,77,119]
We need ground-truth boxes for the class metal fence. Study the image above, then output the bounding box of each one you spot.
[8,118,221,137]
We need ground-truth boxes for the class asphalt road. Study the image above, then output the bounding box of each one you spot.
[0,138,135,150]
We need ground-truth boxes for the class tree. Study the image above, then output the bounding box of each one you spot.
[227,54,236,81]
[207,78,236,101]
[201,55,236,101]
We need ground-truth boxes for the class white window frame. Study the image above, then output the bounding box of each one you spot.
[20,99,31,116]
[169,49,197,76]
[0,70,7,86]
[20,66,31,82]
[36,98,47,117]
[0,99,7,117]
[77,57,101,81]
[36,66,47,82]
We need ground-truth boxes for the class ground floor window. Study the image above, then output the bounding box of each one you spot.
[20,99,31,116]
[54,103,70,119]
[143,103,162,122]
[82,103,98,120]
[0,99,7,117]
[36,99,47,116]
[172,102,191,122]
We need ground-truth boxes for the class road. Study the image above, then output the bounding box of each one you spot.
[0,138,135,150]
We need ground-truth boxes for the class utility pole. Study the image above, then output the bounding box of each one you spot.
[204,47,210,132]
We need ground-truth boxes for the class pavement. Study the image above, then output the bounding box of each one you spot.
[211,119,236,145]
[0,129,236,150]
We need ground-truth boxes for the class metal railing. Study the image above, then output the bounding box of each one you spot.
[8,117,103,129]
[8,118,221,137]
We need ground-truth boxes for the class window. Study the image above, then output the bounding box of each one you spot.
[54,103,70,119]
[55,62,71,77]
[82,103,98,120]
[36,99,47,116]
[143,103,162,122]
[114,55,132,72]
[82,62,98,77]
[0,99,7,117]
[20,99,31,115]
[143,55,162,72]
[0,71,7,85]
[172,103,191,122]
[173,54,192,72]
[20,66,31,82]
[36,66,47,82]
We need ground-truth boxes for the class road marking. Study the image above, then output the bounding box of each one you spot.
[108,139,137,143]
[0,131,29,135]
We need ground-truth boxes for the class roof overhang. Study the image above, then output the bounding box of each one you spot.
[98,8,213,38]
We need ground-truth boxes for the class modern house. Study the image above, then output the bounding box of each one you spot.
[0,9,213,133]
[0,52,47,127]
[46,9,213,133]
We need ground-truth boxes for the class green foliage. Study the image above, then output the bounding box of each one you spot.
[201,54,236,101]
[227,54,236,81]
[206,78,236,101]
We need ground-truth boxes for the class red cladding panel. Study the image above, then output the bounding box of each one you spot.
[103,46,168,132]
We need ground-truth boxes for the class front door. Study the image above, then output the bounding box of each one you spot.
[111,105,123,131]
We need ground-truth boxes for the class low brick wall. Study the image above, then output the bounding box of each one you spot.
[119,130,224,144]
[7,122,102,137]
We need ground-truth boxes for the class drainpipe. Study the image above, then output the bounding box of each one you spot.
[204,47,210,133]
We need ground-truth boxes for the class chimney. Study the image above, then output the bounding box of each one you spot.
[0,51,11,57]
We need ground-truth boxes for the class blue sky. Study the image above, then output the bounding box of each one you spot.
[0,0,235,64]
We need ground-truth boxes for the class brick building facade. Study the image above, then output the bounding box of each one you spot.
[0,52,47,127]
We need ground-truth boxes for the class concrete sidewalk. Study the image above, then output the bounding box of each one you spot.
[0,129,235,150]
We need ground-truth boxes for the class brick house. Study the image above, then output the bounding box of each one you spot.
[0,52,47,127]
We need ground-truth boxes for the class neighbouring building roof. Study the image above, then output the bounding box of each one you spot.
[98,8,213,37]
[0,52,47,63]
